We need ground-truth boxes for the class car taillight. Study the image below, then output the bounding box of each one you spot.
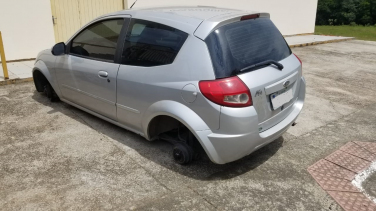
[294,53,302,66]
[199,76,252,107]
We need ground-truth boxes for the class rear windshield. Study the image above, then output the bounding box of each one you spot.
[205,18,292,78]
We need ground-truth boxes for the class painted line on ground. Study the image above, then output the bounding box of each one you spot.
[0,77,33,86]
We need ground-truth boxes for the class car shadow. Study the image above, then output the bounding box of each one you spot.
[32,91,285,181]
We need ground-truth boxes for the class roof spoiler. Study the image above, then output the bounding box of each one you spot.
[194,12,270,40]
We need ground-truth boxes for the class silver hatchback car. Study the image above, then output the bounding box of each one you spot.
[33,6,305,165]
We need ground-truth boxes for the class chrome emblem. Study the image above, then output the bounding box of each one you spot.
[255,90,263,97]
[283,81,290,88]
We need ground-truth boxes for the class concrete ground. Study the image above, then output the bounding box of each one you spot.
[364,173,376,200]
[0,61,34,81]
[0,40,376,210]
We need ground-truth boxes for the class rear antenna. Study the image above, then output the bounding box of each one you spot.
[130,0,138,9]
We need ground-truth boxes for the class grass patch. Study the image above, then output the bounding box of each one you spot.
[315,25,376,41]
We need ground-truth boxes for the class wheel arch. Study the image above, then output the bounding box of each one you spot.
[142,101,210,139]
[142,101,221,163]
[32,68,49,92]
[33,60,61,97]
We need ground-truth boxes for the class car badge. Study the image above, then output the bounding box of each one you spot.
[255,90,263,97]
[283,81,290,88]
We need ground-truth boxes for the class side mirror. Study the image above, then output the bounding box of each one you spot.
[51,42,66,56]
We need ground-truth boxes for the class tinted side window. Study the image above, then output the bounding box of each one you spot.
[121,19,188,67]
[70,19,124,62]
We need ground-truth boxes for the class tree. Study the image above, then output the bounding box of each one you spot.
[316,0,376,25]
[357,0,371,24]
[339,0,358,24]
[316,0,338,25]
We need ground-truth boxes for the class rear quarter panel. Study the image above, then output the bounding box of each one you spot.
[116,35,221,134]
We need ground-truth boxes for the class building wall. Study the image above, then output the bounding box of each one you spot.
[127,0,318,36]
[51,0,125,43]
[0,0,315,61]
[0,0,127,61]
[0,0,55,61]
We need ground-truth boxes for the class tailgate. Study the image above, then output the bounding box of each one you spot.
[238,55,302,131]
[202,14,301,131]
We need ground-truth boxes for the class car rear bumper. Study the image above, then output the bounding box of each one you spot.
[196,76,306,164]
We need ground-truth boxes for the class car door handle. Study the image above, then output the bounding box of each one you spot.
[98,71,108,78]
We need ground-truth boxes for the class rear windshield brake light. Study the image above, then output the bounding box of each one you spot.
[241,14,260,21]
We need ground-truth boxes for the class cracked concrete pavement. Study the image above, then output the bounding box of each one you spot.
[0,40,376,210]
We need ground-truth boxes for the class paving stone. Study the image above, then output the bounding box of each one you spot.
[354,141,376,155]
[328,191,376,211]
[326,150,371,173]
[309,170,360,192]
[308,159,356,180]
[309,143,376,211]
[340,142,376,162]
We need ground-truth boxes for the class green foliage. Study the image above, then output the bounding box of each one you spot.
[315,25,376,41]
[316,0,376,25]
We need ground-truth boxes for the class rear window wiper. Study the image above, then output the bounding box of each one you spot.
[239,60,284,73]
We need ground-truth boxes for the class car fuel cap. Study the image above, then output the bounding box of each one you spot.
[181,84,197,103]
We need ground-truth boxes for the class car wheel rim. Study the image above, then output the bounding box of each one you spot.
[173,149,183,162]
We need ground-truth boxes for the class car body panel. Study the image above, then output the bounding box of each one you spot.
[205,77,306,164]
[60,97,145,136]
[33,50,61,96]
[237,54,302,132]
[141,100,223,163]
[33,6,306,164]
[116,34,220,132]
[55,55,120,120]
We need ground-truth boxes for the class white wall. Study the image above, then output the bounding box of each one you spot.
[0,0,55,61]
[127,0,318,36]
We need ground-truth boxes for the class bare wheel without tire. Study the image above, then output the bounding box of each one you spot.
[172,142,194,165]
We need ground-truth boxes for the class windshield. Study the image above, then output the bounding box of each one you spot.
[205,18,292,78]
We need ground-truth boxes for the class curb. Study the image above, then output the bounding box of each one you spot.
[284,33,314,37]
[0,77,33,86]
[289,38,355,48]
[5,58,35,63]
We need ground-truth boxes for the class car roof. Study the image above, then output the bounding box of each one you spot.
[113,6,250,20]
[102,6,262,36]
